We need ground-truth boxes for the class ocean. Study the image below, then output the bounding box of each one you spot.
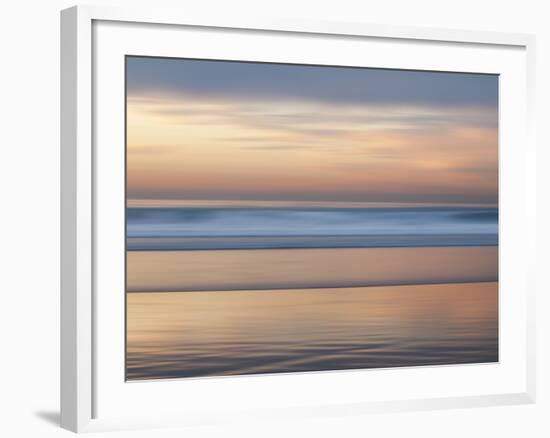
[127,205,498,250]
[126,204,499,380]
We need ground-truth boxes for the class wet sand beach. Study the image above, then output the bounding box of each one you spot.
[127,281,498,380]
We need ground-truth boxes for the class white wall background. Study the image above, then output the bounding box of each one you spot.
[0,0,547,436]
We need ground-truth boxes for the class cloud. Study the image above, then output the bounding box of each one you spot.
[126,56,498,109]
[127,93,497,143]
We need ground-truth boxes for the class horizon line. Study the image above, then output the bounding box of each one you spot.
[126,198,498,209]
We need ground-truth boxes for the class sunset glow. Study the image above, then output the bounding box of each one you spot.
[126,57,498,205]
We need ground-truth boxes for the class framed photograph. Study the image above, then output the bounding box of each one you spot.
[61,5,536,433]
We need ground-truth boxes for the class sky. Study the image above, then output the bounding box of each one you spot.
[126,56,498,205]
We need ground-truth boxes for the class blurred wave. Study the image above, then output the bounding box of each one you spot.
[127,206,498,250]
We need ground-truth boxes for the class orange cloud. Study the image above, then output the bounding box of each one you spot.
[126,93,498,204]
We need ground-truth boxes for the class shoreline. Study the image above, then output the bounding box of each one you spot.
[127,235,498,251]
[126,279,498,294]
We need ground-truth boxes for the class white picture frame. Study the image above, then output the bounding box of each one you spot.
[60,4,537,433]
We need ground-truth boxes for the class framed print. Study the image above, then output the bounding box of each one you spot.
[61,5,537,433]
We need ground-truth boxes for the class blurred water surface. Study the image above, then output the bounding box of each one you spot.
[126,282,498,380]
[127,205,498,250]
[127,246,497,292]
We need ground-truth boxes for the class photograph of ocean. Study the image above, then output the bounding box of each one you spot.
[125,56,499,380]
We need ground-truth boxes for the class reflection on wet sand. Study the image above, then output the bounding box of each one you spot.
[127,246,498,292]
[126,282,498,380]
